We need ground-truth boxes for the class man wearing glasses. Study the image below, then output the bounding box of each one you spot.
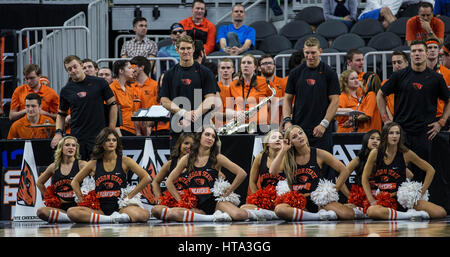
[158,23,187,63]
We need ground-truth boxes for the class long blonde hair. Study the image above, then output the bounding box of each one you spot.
[339,69,357,94]
[53,136,81,169]
[282,125,309,187]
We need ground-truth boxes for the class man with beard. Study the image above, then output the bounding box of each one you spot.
[258,54,286,128]
[110,60,139,136]
[377,40,450,182]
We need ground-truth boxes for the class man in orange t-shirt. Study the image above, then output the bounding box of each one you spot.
[426,38,450,124]
[110,60,138,136]
[10,64,59,121]
[258,54,285,127]
[8,93,55,139]
[406,2,445,46]
[130,56,159,136]
[215,58,234,128]
[179,0,216,55]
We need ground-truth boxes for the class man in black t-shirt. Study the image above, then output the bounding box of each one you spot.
[377,40,450,182]
[282,37,340,153]
[50,55,118,160]
[159,35,218,149]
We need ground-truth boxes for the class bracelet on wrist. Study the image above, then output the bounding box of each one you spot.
[55,129,64,135]
[320,119,329,128]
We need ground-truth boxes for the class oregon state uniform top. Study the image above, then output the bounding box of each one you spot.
[373,151,406,194]
[51,160,80,202]
[291,147,323,194]
[258,152,286,189]
[169,158,189,192]
[94,156,127,207]
[186,158,219,206]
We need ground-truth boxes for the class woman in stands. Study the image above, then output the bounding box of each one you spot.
[151,132,194,219]
[357,72,382,132]
[240,129,285,220]
[362,122,447,220]
[227,54,273,129]
[67,127,151,223]
[336,69,364,132]
[161,126,251,222]
[270,125,355,221]
[36,136,87,223]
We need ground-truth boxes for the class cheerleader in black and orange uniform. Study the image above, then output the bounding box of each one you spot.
[151,133,194,219]
[67,127,152,223]
[270,125,355,221]
[240,129,285,220]
[161,126,250,222]
[36,136,87,223]
[362,122,447,220]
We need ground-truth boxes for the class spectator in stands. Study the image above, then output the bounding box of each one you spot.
[98,67,113,84]
[9,64,59,122]
[383,51,410,121]
[157,22,186,63]
[287,50,305,73]
[51,55,118,161]
[358,0,399,29]
[121,17,158,59]
[345,49,365,83]
[180,0,216,55]
[406,2,445,46]
[82,58,99,76]
[336,69,363,132]
[426,38,450,129]
[258,54,286,127]
[376,40,450,182]
[217,4,256,56]
[130,56,159,136]
[216,58,234,128]
[193,39,206,64]
[440,40,450,69]
[323,0,358,29]
[433,0,450,17]
[8,93,55,139]
[110,60,139,137]
[159,35,217,149]
[283,37,340,154]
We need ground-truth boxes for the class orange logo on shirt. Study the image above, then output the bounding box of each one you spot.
[181,79,192,86]
[77,91,87,98]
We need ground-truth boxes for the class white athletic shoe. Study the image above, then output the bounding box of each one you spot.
[213,210,232,222]
[407,209,429,221]
[111,212,130,223]
[326,210,338,220]
[318,209,330,221]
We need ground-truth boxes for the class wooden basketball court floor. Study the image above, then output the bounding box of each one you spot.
[1,216,450,237]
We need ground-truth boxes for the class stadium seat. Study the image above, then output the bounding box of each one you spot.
[258,35,292,56]
[350,19,384,40]
[397,4,419,18]
[358,46,380,67]
[274,48,298,75]
[386,16,409,40]
[331,33,365,52]
[279,20,313,44]
[438,15,450,34]
[249,20,278,42]
[294,34,329,50]
[244,49,266,56]
[367,32,402,51]
[316,20,349,41]
[294,6,325,28]
[321,47,343,70]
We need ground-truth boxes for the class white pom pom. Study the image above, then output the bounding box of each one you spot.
[117,185,144,209]
[74,176,96,203]
[310,179,339,207]
[397,180,428,210]
[212,177,241,206]
[276,180,290,196]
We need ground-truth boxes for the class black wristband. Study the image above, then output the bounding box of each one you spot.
[55,129,64,135]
